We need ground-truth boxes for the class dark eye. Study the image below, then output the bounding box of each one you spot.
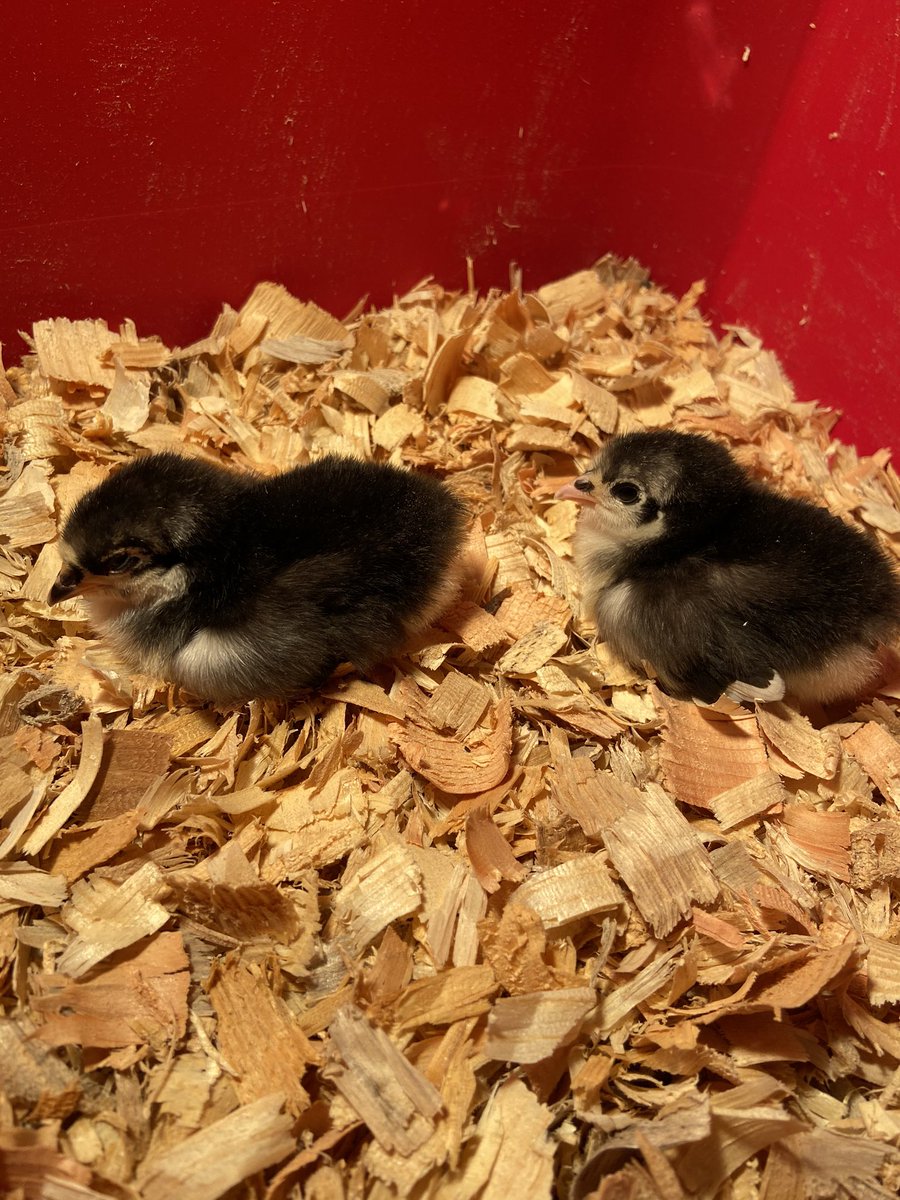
[610,481,641,505]
[103,552,141,574]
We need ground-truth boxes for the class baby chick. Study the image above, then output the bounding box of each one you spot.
[556,430,900,705]
[50,452,467,702]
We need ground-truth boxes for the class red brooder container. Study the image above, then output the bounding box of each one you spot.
[2,0,897,453]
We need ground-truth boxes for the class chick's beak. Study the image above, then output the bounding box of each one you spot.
[555,476,596,505]
[49,564,85,604]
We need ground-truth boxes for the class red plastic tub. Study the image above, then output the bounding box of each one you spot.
[2,0,897,452]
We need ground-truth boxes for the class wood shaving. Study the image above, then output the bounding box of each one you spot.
[3,256,900,1197]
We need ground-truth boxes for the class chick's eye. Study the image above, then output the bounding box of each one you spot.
[103,552,141,574]
[610,481,641,505]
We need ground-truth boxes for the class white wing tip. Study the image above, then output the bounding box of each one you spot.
[725,672,786,704]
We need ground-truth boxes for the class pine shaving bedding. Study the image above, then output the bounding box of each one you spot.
[2,257,900,1200]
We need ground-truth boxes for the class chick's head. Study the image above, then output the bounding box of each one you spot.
[557,430,747,548]
[50,453,236,613]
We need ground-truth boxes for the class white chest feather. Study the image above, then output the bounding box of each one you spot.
[573,508,664,595]
[574,523,623,608]
[595,580,633,633]
[174,627,247,692]
[594,580,646,664]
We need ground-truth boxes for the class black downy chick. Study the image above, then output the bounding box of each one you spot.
[50,452,467,702]
[555,430,900,705]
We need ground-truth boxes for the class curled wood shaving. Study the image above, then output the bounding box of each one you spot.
[656,692,771,809]
[20,715,104,856]
[781,805,851,881]
[34,932,188,1050]
[844,722,900,807]
[464,810,527,893]
[752,928,858,1008]
[677,1106,806,1195]
[453,1079,554,1200]
[260,335,349,366]
[0,863,66,912]
[865,936,900,1006]
[0,1018,81,1119]
[332,841,423,950]
[512,855,622,929]
[325,1005,442,1155]
[56,861,169,978]
[100,337,171,369]
[595,945,683,1037]
[840,993,900,1074]
[496,621,568,675]
[137,1092,294,1200]
[0,464,57,548]
[264,767,368,874]
[756,702,840,779]
[601,784,719,937]
[772,1130,898,1199]
[484,986,596,1063]
[479,903,580,993]
[32,317,117,389]
[17,682,85,728]
[319,677,405,719]
[0,1143,93,1196]
[710,769,785,830]
[238,282,351,344]
[99,358,150,434]
[393,964,497,1031]
[168,878,302,942]
[393,693,513,794]
[207,958,318,1113]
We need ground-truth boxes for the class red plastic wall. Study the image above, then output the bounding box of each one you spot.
[2,0,897,452]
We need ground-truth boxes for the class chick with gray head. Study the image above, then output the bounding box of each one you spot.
[51,452,467,702]
[556,430,900,705]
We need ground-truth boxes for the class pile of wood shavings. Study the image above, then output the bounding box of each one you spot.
[2,256,900,1200]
